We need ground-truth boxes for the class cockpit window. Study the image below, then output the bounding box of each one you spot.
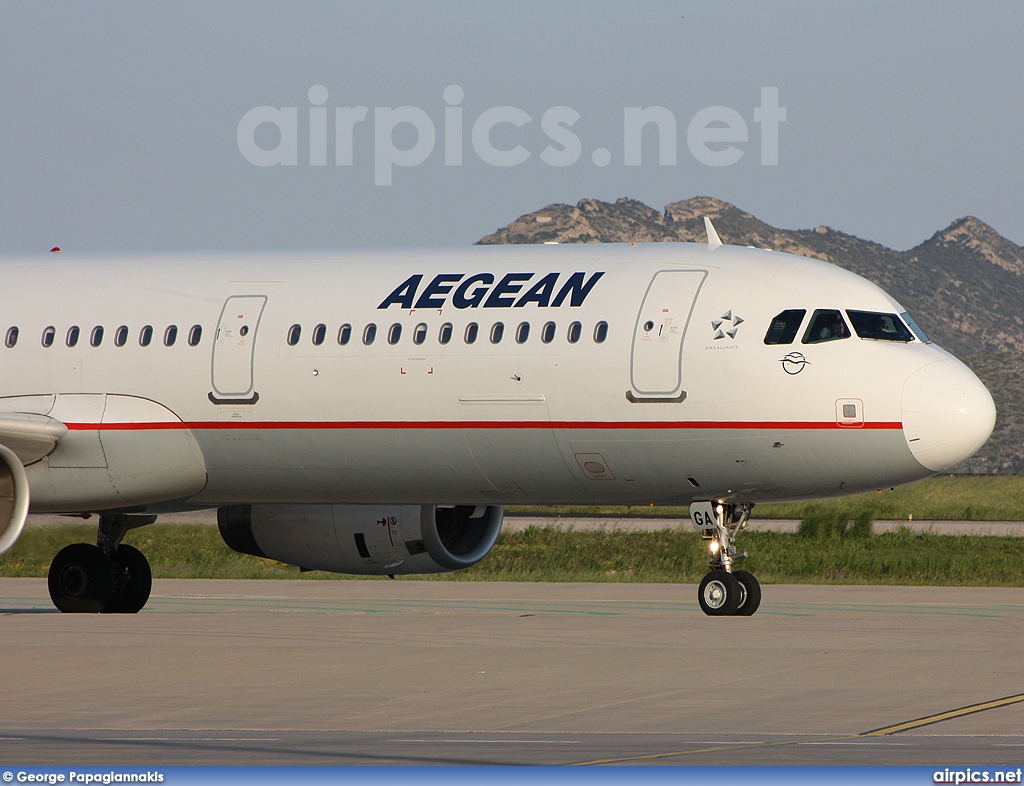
[900,312,930,343]
[802,309,850,344]
[764,309,806,345]
[847,310,914,342]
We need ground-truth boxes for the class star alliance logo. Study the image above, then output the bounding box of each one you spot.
[712,310,743,340]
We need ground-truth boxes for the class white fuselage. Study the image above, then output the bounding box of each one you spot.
[0,242,996,515]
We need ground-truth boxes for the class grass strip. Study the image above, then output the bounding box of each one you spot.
[2,523,1022,586]
[508,475,1024,522]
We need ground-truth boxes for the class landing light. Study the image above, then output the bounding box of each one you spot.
[709,540,720,554]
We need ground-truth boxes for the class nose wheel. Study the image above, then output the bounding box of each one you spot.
[698,571,741,615]
[691,501,762,616]
[697,569,761,616]
[731,569,761,616]
[46,514,155,613]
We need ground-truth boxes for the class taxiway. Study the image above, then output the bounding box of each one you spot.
[0,578,1022,765]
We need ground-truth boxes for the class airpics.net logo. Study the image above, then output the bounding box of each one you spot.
[236,86,786,185]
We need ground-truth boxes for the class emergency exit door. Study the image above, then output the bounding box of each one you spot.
[210,295,267,403]
[629,270,706,400]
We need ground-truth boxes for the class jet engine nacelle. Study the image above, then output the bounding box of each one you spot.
[217,503,503,575]
[0,444,31,555]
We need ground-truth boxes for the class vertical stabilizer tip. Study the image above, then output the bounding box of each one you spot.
[704,217,722,250]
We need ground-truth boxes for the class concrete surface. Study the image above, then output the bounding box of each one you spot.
[0,579,1022,765]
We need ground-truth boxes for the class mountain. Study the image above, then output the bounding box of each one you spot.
[478,197,1024,473]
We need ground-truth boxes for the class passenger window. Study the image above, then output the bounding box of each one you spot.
[388,323,402,345]
[490,322,504,344]
[413,323,427,345]
[846,310,914,342]
[188,325,203,346]
[541,321,556,344]
[515,322,530,344]
[465,322,479,344]
[139,325,153,347]
[338,324,352,345]
[5,327,18,348]
[114,326,128,347]
[287,324,301,346]
[567,321,582,344]
[66,326,80,348]
[41,326,55,348]
[164,325,178,347]
[439,322,453,345]
[594,321,608,343]
[802,309,849,344]
[311,323,326,346]
[764,309,806,345]
[363,323,377,345]
[90,326,104,347]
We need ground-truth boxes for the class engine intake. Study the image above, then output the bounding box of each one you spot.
[218,503,503,575]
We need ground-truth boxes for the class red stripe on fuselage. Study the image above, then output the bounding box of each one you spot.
[65,420,904,431]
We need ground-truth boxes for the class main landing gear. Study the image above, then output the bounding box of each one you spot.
[694,502,761,616]
[47,513,155,613]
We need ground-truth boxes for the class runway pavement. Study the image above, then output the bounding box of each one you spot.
[1,578,1022,766]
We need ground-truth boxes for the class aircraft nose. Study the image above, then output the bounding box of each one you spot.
[902,359,996,472]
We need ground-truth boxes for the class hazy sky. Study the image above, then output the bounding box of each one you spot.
[1,1,1021,253]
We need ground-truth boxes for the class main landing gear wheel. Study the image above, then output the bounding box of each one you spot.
[48,543,116,613]
[102,544,152,614]
[47,513,157,613]
[698,571,742,616]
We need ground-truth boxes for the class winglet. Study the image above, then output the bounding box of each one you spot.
[704,217,722,250]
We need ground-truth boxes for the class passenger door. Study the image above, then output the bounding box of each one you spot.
[210,295,267,404]
[629,270,707,401]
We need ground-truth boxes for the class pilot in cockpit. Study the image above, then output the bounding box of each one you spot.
[816,315,847,341]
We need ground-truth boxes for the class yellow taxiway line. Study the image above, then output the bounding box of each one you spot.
[573,692,1024,765]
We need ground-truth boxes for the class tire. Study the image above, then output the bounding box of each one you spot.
[698,570,742,616]
[48,543,116,613]
[732,570,762,616]
[102,544,153,614]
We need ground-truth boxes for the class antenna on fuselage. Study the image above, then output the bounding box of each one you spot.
[704,217,722,250]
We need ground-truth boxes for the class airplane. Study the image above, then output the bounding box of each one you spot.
[0,219,996,616]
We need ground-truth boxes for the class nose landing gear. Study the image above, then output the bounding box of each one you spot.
[691,501,761,616]
[47,513,155,614]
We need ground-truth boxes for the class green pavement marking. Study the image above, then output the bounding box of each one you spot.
[145,596,628,615]
[767,603,1013,619]
[756,611,817,617]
